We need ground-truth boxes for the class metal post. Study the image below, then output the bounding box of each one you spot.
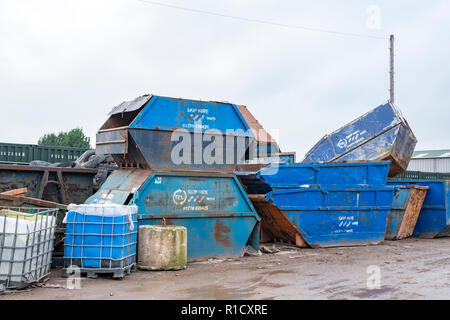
[390,34,395,104]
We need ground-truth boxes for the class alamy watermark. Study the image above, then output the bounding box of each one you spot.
[66,265,81,290]
[169,121,281,174]
[366,265,381,290]
[366,5,381,30]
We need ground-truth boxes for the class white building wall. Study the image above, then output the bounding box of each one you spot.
[407,158,450,173]
[435,158,450,173]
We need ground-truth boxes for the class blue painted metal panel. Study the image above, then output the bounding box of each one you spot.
[385,187,411,240]
[257,162,390,189]
[86,170,260,259]
[96,95,256,171]
[134,172,260,259]
[268,187,394,210]
[128,129,252,171]
[255,144,281,158]
[139,217,258,259]
[387,180,450,238]
[277,154,295,164]
[130,96,252,135]
[251,153,296,165]
[136,173,256,216]
[266,187,393,247]
[337,126,399,161]
[303,102,417,177]
[85,169,151,205]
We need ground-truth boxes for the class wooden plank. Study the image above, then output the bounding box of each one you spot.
[397,187,429,240]
[248,194,266,202]
[37,170,49,200]
[0,188,27,196]
[0,194,67,210]
[56,170,67,205]
[249,195,309,247]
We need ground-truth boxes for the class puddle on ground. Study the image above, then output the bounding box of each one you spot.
[327,279,349,286]
[351,286,396,299]
[176,284,251,300]
[308,286,324,291]
[262,283,286,288]
[323,285,347,295]
[247,273,290,290]
[266,270,295,276]
[305,273,321,277]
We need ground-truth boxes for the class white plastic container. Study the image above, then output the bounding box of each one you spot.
[0,208,57,289]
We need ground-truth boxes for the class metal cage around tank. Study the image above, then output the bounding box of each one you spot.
[0,207,58,290]
[62,204,138,279]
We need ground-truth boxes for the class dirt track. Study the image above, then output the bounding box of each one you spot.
[2,237,450,300]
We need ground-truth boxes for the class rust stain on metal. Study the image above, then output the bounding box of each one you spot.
[0,164,97,174]
[395,186,429,240]
[0,194,67,210]
[248,195,309,247]
[214,220,232,248]
[236,105,275,143]
[0,165,96,205]
[235,163,271,173]
[162,218,173,226]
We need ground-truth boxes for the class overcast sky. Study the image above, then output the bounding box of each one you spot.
[1,0,449,157]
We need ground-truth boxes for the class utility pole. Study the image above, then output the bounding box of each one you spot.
[390,34,395,104]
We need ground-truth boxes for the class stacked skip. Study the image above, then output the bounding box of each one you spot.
[67,94,264,264]
[238,162,395,248]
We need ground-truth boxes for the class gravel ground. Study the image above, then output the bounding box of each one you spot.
[1,237,449,300]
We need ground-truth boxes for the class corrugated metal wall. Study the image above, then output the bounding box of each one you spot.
[407,158,450,173]
[0,142,88,164]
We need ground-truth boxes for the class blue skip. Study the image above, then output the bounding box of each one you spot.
[239,162,394,248]
[96,94,255,171]
[86,170,260,260]
[388,180,450,238]
[89,94,262,260]
[302,102,417,177]
[263,187,393,247]
[257,162,390,188]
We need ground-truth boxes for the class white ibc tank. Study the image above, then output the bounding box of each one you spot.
[0,211,56,287]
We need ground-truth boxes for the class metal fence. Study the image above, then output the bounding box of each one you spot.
[0,207,58,291]
[0,142,88,164]
[394,171,450,180]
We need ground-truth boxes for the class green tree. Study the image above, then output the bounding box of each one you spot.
[38,128,91,149]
